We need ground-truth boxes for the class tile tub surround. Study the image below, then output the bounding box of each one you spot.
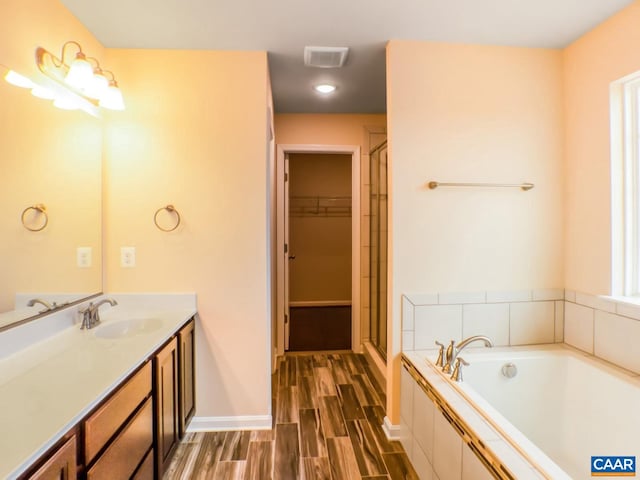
[402,288,640,374]
[399,352,560,480]
[564,290,640,374]
[0,294,196,479]
[402,289,565,352]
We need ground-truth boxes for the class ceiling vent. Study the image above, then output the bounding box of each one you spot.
[304,46,349,68]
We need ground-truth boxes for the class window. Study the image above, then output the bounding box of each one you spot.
[612,75,640,296]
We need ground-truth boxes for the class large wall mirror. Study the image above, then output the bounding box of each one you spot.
[0,64,102,330]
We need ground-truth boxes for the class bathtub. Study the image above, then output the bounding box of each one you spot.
[403,345,640,479]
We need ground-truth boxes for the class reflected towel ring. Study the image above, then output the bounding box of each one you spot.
[154,205,181,232]
[21,204,48,232]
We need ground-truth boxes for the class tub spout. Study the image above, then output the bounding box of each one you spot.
[443,335,493,373]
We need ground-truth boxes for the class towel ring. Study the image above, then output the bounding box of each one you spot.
[154,205,181,232]
[21,204,48,232]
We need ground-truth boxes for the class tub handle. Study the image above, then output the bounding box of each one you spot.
[451,357,469,382]
[434,341,445,367]
[443,340,456,373]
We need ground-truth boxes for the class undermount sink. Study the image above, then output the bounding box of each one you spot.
[94,318,164,339]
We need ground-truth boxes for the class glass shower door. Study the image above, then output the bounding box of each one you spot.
[369,141,388,360]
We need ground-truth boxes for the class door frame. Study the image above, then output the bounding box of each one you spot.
[276,144,361,356]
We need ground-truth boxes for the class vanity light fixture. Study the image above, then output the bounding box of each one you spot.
[2,41,125,115]
[314,84,337,94]
[35,41,125,111]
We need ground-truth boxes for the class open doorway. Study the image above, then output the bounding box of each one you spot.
[276,144,361,356]
[288,153,352,350]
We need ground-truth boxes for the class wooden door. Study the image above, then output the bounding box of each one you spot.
[178,318,195,437]
[154,337,178,477]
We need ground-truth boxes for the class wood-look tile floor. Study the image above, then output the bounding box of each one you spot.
[164,352,419,480]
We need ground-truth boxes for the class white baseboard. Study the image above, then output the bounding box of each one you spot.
[382,416,403,441]
[187,415,272,432]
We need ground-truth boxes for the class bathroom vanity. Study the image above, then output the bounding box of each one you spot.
[0,297,197,480]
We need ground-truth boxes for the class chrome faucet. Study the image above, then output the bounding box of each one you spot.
[79,298,118,330]
[443,335,493,373]
[27,298,56,313]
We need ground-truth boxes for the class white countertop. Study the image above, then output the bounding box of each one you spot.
[0,294,196,479]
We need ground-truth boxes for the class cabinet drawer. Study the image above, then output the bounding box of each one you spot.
[87,397,153,480]
[28,436,76,480]
[132,448,154,480]
[84,361,151,463]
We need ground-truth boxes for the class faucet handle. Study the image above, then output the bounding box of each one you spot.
[451,356,470,382]
[434,341,445,367]
[79,302,94,313]
[79,303,92,329]
[442,340,456,374]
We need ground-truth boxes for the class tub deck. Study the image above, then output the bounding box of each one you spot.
[403,344,640,479]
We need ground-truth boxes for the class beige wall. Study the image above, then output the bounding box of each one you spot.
[275,114,387,343]
[0,0,103,312]
[563,2,640,295]
[103,49,272,419]
[386,40,564,422]
[289,153,352,303]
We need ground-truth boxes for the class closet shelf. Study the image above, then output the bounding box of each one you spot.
[289,196,351,217]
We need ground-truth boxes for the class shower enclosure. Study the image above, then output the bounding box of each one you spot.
[369,141,388,360]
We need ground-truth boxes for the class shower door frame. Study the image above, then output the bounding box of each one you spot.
[369,140,388,361]
[275,144,361,356]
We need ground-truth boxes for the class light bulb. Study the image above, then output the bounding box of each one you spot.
[53,93,79,110]
[85,71,109,99]
[314,84,336,94]
[65,52,93,89]
[99,81,125,110]
[4,70,35,89]
[31,85,56,100]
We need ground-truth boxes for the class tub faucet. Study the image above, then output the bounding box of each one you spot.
[80,298,118,330]
[443,335,493,373]
[27,298,56,313]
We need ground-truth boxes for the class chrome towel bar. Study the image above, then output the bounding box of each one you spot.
[428,181,534,191]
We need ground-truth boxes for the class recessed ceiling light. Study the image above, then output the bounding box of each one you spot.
[314,84,336,94]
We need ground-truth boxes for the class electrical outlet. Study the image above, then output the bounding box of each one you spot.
[121,246,136,268]
[77,247,92,268]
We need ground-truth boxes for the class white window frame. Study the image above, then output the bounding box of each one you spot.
[612,74,640,297]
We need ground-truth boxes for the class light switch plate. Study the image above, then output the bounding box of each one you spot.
[77,247,92,268]
[121,246,136,268]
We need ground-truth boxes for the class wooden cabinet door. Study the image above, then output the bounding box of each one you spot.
[29,436,76,480]
[155,337,179,477]
[178,318,195,437]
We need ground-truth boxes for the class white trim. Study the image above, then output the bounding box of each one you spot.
[362,341,387,389]
[612,74,640,297]
[289,300,352,307]
[187,415,272,432]
[382,416,403,440]
[276,144,361,355]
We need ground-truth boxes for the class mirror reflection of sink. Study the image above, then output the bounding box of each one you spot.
[94,318,164,339]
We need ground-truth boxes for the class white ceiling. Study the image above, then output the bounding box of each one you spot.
[60,0,634,113]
